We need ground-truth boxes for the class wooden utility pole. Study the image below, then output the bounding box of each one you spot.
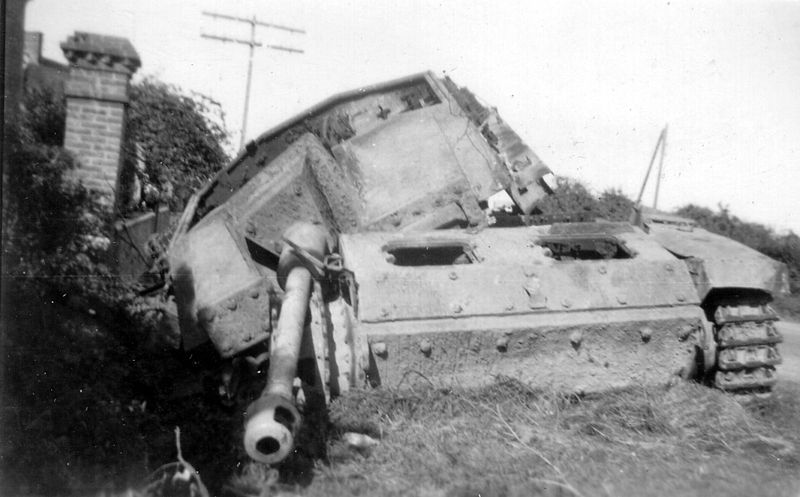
[652,125,668,209]
[635,125,669,209]
[201,11,305,150]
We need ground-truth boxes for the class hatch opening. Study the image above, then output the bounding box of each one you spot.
[384,242,476,266]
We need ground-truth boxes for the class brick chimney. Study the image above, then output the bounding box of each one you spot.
[60,32,140,207]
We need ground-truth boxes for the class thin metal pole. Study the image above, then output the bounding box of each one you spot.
[635,127,666,205]
[240,18,256,150]
[652,125,668,209]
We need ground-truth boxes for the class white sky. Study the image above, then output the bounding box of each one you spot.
[25,0,800,234]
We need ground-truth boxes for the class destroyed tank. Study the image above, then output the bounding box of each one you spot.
[167,72,789,464]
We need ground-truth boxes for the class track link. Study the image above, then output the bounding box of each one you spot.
[712,302,782,399]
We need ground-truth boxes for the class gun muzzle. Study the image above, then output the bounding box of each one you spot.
[244,392,302,464]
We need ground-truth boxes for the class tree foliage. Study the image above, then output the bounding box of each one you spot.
[530,177,634,223]
[597,188,635,222]
[125,78,230,212]
[531,177,599,221]
[18,86,66,146]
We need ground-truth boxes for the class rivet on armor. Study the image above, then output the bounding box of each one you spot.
[569,330,582,348]
[664,263,674,273]
[250,289,260,299]
[449,271,458,280]
[451,303,463,314]
[676,294,686,302]
[419,339,432,355]
[225,299,238,311]
[385,254,396,264]
[246,222,256,236]
[562,298,572,308]
[639,327,652,343]
[496,337,509,352]
[372,342,388,358]
[616,295,627,305]
[524,267,537,277]
[381,307,390,318]
[598,265,607,274]
[505,303,515,311]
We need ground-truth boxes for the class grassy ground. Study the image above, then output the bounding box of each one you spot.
[234,379,800,497]
[3,290,800,497]
[0,290,244,496]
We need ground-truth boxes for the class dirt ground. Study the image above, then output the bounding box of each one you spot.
[3,303,800,497]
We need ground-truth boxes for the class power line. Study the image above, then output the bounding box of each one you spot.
[202,11,306,34]
[201,11,305,150]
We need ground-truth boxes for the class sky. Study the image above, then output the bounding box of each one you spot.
[25,0,800,234]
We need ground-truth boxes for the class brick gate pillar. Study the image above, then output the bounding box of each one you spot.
[60,32,140,207]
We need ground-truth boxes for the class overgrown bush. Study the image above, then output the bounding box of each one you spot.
[18,86,66,146]
[4,78,231,294]
[3,88,116,301]
[125,79,230,212]
[597,188,635,222]
[530,177,634,223]
[531,177,600,221]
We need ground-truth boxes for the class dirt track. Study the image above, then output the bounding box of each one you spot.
[777,320,800,382]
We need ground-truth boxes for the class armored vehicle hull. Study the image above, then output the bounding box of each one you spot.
[167,72,787,464]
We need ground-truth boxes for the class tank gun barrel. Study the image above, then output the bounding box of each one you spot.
[243,223,328,464]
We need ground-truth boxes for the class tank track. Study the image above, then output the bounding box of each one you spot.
[712,302,783,400]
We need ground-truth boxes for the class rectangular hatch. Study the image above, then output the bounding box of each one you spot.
[383,240,477,266]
